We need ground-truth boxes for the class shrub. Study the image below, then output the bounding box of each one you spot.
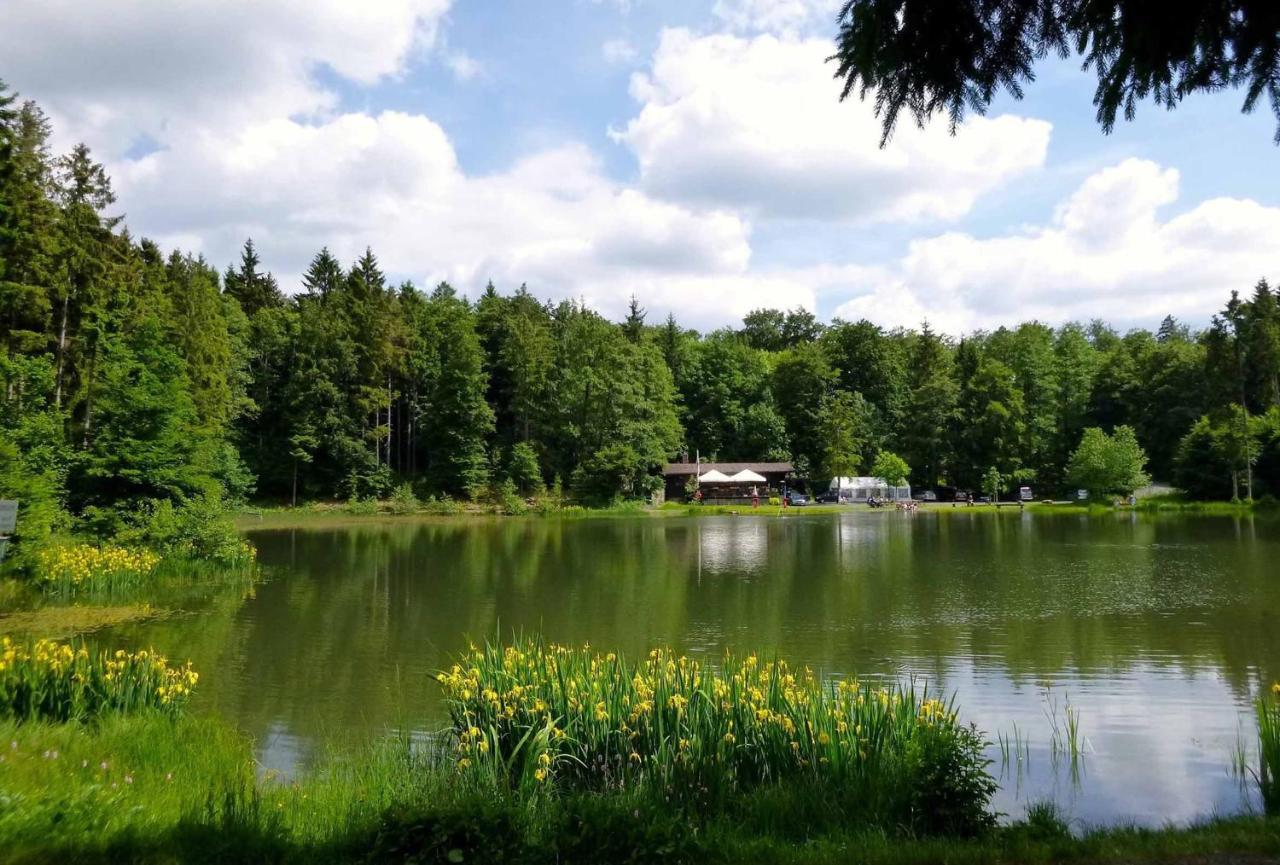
[438,638,996,836]
[389,483,419,515]
[0,638,198,722]
[115,492,256,567]
[497,478,527,516]
[422,495,462,516]
[345,496,380,516]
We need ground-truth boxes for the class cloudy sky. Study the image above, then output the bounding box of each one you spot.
[3,0,1278,333]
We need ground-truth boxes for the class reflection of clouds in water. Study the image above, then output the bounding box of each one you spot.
[900,656,1257,827]
[696,519,769,577]
[256,720,308,780]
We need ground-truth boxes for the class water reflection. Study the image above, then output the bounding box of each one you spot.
[96,511,1280,825]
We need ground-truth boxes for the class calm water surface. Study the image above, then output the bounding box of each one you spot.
[98,510,1280,826]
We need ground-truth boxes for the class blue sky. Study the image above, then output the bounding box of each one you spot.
[3,0,1278,333]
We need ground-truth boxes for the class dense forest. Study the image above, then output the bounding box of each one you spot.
[3,83,1280,554]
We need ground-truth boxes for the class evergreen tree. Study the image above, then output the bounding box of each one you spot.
[223,239,282,315]
[622,295,646,344]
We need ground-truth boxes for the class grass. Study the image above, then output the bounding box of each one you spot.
[3,714,1280,864]
[1259,684,1280,813]
[4,636,1278,862]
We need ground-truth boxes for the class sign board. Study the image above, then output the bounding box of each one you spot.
[0,500,16,534]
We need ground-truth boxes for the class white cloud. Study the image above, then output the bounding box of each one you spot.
[0,0,452,156]
[712,0,841,35]
[444,52,482,81]
[602,39,639,65]
[830,159,1280,333]
[615,29,1051,223]
[112,109,793,328]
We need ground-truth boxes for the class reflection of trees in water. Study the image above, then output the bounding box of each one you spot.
[105,513,1280,752]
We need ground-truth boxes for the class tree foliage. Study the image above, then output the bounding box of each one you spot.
[831,0,1280,145]
[1066,426,1150,498]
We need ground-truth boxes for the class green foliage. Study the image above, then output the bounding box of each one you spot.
[982,466,1004,501]
[817,390,873,479]
[4,81,1280,544]
[871,451,911,486]
[831,0,1280,145]
[439,638,997,837]
[115,493,255,566]
[1259,684,1280,814]
[1066,426,1151,498]
[0,638,198,722]
[388,482,419,515]
[508,441,544,495]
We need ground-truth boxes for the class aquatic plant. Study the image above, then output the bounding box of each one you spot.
[0,637,198,722]
[34,543,161,594]
[1258,682,1280,813]
[437,638,996,836]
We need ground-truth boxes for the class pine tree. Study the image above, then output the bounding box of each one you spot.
[623,295,646,344]
[223,239,282,315]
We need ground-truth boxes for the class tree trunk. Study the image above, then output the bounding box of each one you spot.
[54,290,70,408]
[80,342,97,448]
[292,460,298,507]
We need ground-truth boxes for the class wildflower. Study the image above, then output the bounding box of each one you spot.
[534,767,548,782]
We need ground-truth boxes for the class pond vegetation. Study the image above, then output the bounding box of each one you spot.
[1,635,1280,863]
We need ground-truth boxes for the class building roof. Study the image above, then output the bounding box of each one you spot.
[662,461,794,476]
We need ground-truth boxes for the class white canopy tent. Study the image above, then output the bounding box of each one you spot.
[697,469,733,483]
[727,469,767,483]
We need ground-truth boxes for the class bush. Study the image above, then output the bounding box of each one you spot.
[117,493,255,566]
[345,496,380,516]
[389,483,419,515]
[496,478,528,516]
[422,495,462,516]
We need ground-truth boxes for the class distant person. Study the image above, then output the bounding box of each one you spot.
[694,488,703,505]
[752,486,759,508]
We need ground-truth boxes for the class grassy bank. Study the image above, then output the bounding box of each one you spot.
[3,637,1280,863]
[3,714,1280,864]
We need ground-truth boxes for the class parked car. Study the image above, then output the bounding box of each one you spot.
[954,491,971,502]
[787,493,809,506]
[815,489,846,504]
[1019,486,1034,501]
[977,495,992,503]
[920,490,938,502]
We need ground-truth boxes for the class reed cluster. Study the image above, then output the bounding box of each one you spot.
[0,636,198,722]
[438,638,996,836]
[34,543,162,594]
[1259,682,1280,813]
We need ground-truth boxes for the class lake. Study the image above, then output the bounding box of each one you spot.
[97,510,1279,826]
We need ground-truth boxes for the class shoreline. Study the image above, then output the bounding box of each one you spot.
[234,498,1266,530]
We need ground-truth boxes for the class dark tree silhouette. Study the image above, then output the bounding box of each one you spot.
[830,0,1280,145]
